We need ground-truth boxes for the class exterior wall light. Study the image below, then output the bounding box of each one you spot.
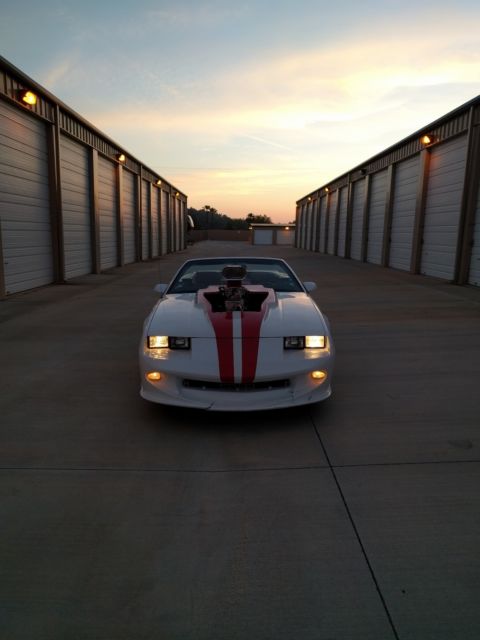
[420,134,436,146]
[116,153,126,163]
[308,196,312,202]
[156,179,162,186]
[324,187,329,193]
[175,192,180,197]
[19,89,37,106]
[285,226,290,230]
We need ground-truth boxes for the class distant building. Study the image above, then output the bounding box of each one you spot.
[250,224,296,246]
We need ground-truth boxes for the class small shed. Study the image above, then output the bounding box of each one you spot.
[250,224,296,246]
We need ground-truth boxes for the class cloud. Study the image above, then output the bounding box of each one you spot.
[63,9,480,220]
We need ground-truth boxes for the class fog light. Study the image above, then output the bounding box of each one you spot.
[311,370,327,382]
[146,371,162,382]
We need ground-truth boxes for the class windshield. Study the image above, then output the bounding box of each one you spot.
[167,258,304,293]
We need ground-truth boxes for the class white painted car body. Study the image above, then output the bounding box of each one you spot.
[139,258,334,411]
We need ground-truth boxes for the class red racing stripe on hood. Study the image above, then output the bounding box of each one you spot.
[206,308,234,383]
[241,290,274,383]
[199,287,274,384]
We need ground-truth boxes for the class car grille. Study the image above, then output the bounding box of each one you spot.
[182,379,290,392]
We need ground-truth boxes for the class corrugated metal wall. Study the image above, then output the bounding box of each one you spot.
[420,135,467,280]
[337,186,348,257]
[0,57,187,297]
[318,196,327,253]
[350,179,365,261]
[296,97,480,287]
[122,169,137,264]
[327,190,338,255]
[366,169,388,265]
[60,135,92,279]
[468,179,480,286]
[141,179,150,260]
[389,155,420,271]
[160,190,168,255]
[151,186,160,258]
[0,99,53,294]
[98,155,118,270]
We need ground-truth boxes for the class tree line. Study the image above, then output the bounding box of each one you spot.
[188,205,272,230]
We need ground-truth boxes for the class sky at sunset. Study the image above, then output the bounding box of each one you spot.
[1,0,479,222]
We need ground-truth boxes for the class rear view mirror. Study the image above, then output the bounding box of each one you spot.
[154,283,168,295]
[303,281,317,293]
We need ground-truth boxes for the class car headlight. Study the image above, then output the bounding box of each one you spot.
[284,336,326,349]
[148,336,191,350]
[305,335,325,349]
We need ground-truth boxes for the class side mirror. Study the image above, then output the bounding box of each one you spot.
[154,283,168,295]
[303,281,317,293]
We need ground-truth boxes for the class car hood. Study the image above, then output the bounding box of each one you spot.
[146,291,327,337]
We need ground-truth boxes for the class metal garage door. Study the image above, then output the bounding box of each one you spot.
[151,187,160,257]
[366,169,387,265]
[122,170,136,264]
[468,178,480,286]
[98,155,118,270]
[327,190,338,255]
[253,229,273,245]
[169,195,176,252]
[337,186,348,257]
[299,204,306,248]
[305,201,313,250]
[318,195,327,253]
[160,190,168,255]
[350,179,365,260]
[176,200,182,251]
[277,228,294,245]
[60,135,91,279]
[141,180,150,260]
[0,99,53,294]
[389,155,420,271]
[310,199,318,251]
[421,135,468,280]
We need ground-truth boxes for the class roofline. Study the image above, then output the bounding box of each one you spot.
[297,94,480,203]
[0,55,187,198]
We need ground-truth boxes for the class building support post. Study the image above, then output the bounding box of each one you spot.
[47,104,65,282]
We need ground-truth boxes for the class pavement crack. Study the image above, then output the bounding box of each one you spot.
[309,409,401,640]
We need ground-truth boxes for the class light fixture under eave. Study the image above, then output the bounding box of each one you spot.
[324,187,329,193]
[116,153,126,163]
[308,196,312,202]
[156,179,162,186]
[420,134,436,146]
[19,89,37,106]
[175,192,180,197]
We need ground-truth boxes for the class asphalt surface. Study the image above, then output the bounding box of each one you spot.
[1,240,479,640]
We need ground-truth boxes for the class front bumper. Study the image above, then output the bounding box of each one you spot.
[139,353,334,411]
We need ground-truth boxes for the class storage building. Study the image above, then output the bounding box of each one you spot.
[0,56,187,297]
[296,96,480,287]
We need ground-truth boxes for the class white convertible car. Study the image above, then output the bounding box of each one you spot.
[139,257,334,411]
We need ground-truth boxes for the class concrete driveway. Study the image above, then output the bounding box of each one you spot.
[1,241,479,639]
